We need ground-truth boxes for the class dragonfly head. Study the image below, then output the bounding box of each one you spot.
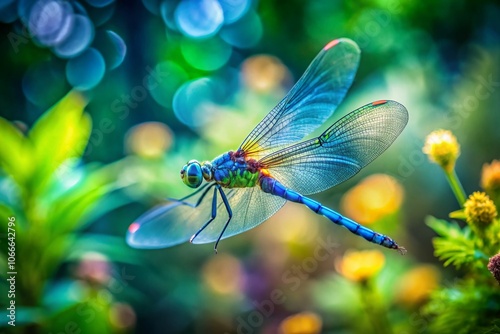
[181,160,203,188]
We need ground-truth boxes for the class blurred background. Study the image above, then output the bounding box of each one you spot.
[0,0,500,333]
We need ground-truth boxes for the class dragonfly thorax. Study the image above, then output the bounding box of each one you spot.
[210,151,261,188]
[180,160,213,188]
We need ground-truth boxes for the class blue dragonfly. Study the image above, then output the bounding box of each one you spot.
[127,38,408,254]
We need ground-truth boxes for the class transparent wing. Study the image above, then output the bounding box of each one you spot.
[259,100,409,195]
[191,186,285,244]
[127,185,285,249]
[239,38,360,160]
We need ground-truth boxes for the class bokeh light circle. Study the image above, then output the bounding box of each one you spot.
[175,0,223,38]
[141,0,160,15]
[0,0,15,8]
[53,14,94,58]
[148,61,188,108]
[28,0,74,46]
[18,0,38,25]
[0,0,17,23]
[65,47,105,90]
[94,30,126,70]
[160,0,177,30]
[84,0,114,8]
[87,1,116,26]
[340,174,404,225]
[220,9,262,49]
[126,122,173,158]
[22,59,67,107]
[241,55,288,92]
[173,77,218,128]
[218,0,249,24]
[180,37,232,71]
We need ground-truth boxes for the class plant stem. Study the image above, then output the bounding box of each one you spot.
[445,169,467,208]
[359,280,393,334]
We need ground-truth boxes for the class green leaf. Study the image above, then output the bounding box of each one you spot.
[45,166,113,234]
[449,209,466,220]
[0,117,33,186]
[29,91,91,193]
[45,298,112,334]
[426,216,480,268]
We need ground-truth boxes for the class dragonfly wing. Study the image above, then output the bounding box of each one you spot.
[127,184,285,248]
[191,186,286,244]
[239,38,360,160]
[127,184,216,249]
[259,100,408,195]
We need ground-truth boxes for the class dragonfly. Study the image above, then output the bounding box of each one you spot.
[127,38,408,254]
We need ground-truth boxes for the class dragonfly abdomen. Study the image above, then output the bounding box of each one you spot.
[260,176,404,252]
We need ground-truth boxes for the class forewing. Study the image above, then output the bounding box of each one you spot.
[259,100,408,195]
[127,184,285,249]
[239,38,360,160]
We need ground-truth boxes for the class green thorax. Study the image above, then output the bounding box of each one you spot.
[211,151,261,188]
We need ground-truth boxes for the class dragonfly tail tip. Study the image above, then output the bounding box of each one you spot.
[397,246,407,255]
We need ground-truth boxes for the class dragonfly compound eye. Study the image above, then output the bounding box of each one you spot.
[201,162,213,181]
[182,162,203,188]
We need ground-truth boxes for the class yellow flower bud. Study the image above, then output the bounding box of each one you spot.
[423,130,460,172]
[464,191,498,229]
[279,312,322,334]
[336,250,385,283]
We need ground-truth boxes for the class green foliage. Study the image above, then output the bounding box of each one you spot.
[29,91,92,194]
[0,92,135,333]
[424,150,500,334]
[0,117,33,187]
[423,280,500,334]
[426,217,485,269]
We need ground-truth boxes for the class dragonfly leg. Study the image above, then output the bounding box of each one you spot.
[214,186,233,254]
[170,183,215,207]
[190,186,219,243]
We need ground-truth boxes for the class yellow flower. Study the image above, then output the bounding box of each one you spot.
[396,265,440,306]
[340,174,404,225]
[464,191,498,228]
[336,250,385,283]
[481,160,500,195]
[423,129,460,172]
[279,312,322,334]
